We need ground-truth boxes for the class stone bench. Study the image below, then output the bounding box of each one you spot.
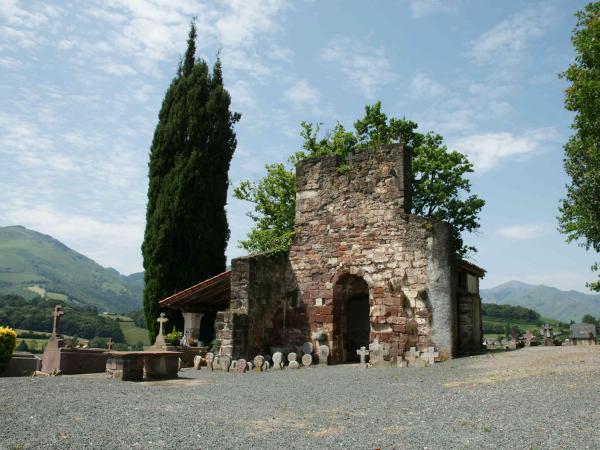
[105,351,183,381]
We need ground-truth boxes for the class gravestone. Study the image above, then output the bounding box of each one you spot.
[524,331,533,347]
[262,360,270,371]
[236,359,247,373]
[153,313,169,350]
[412,358,427,368]
[421,347,439,366]
[287,352,297,364]
[247,361,253,371]
[301,353,312,367]
[219,354,232,372]
[253,355,265,372]
[404,347,419,367]
[52,305,64,337]
[106,338,113,350]
[369,339,384,367]
[231,360,237,371]
[396,357,407,368]
[272,352,283,370]
[205,352,214,370]
[288,360,300,369]
[317,345,329,366]
[302,342,313,355]
[193,355,202,370]
[543,324,554,346]
[356,346,369,368]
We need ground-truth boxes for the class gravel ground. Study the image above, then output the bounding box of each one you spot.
[1,346,600,450]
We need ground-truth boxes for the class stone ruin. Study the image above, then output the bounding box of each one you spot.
[159,143,485,365]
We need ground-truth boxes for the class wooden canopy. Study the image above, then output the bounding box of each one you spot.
[159,271,231,313]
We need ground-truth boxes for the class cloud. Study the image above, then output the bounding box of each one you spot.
[467,6,554,65]
[321,36,395,98]
[451,128,559,172]
[404,0,461,18]
[284,79,320,105]
[497,224,548,240]
[408,72,446,97]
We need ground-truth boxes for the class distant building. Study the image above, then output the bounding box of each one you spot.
[570,323,597,345]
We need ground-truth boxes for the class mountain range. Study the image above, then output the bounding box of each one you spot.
[1,225,599,321]
[0,225,142,313]
[481,280,600,323]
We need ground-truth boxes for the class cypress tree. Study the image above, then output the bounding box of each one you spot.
[142,22,240,340]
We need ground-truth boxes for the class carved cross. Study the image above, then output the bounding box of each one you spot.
[157,313,169,336]
[106,338,113,350]
[52,305,64,336]
[421,347,439,365]
[356,346,370,365]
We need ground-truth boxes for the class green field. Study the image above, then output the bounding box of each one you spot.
[117,320,150,346]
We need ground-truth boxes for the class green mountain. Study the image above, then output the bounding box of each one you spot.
[481,281,600,323]
[0,225,142,313]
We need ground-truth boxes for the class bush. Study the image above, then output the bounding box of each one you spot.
[0,326,17,374]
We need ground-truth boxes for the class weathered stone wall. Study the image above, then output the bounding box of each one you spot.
[456,268,483,354]
[222,143,464,361]
[288,144,455,360]
[218,253,302,358]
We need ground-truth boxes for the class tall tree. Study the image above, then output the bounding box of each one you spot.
[235,102,484,258]
[142,22,240,340]
[558,2,600,292]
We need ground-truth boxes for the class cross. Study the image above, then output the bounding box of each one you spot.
[106,338,113,350]
[524,331,533,346]
[157,313,169,337]
[356,346,370,365]
[421,346,439,365]
[52,305,64,336]
[543,323,552,338]
[405,346,419,363]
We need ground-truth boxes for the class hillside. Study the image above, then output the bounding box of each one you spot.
[481,281,600,323]
[0,225,141,313]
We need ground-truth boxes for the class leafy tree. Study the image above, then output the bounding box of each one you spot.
[235,102,484,257]
[142,21,240,340]
[582,314,597,324]
[558,2,600,291]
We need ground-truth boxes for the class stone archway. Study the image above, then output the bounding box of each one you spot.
[332,274,370,363]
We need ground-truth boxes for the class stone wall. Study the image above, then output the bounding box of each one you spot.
[217,253,301,358]
[289,144,455,361]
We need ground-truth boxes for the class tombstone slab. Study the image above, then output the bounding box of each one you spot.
[205,352,214,371]
[317,345,329,366]
[272,352,283,370]
[369,339,384,368]
[193,355,202,370]
[236,359,247,373]
[356,346,369,368]
[287,352,297,365]
[301,354,313,367]
[288,360,300,369]
[219,354,232,372]
[253,355,265,372]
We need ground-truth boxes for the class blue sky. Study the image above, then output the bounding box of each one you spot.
[0,0,596,292]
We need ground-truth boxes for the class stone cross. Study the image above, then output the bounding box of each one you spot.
[356,346,369,366]
[157,313,169,337]
[52,305,64,336]
[106,338,113,350]
[421,347,439,365]
[524,331,533,346]
[369,339,384,367]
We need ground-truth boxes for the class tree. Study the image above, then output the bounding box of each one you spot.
[235,102,484,257]
[142,21,240,340]
[582,314,597,325]
[558,2,600,291]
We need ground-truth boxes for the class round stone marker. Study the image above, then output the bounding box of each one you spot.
[301,353,313,367]
[236,359,247,373]
[302,342,313,355]
[272,352,283,370]
[253,355,265,372]
[288,360,300,369]
[287,352,297,364]
[219,355,232,372]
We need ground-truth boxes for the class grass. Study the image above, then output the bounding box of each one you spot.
[119,320,150,346]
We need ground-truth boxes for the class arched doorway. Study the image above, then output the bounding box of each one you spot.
[333,274,370,363]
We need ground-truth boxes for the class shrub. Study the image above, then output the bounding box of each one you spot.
[0,326,17,374]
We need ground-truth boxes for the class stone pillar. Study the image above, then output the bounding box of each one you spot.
[182,312,203,344]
